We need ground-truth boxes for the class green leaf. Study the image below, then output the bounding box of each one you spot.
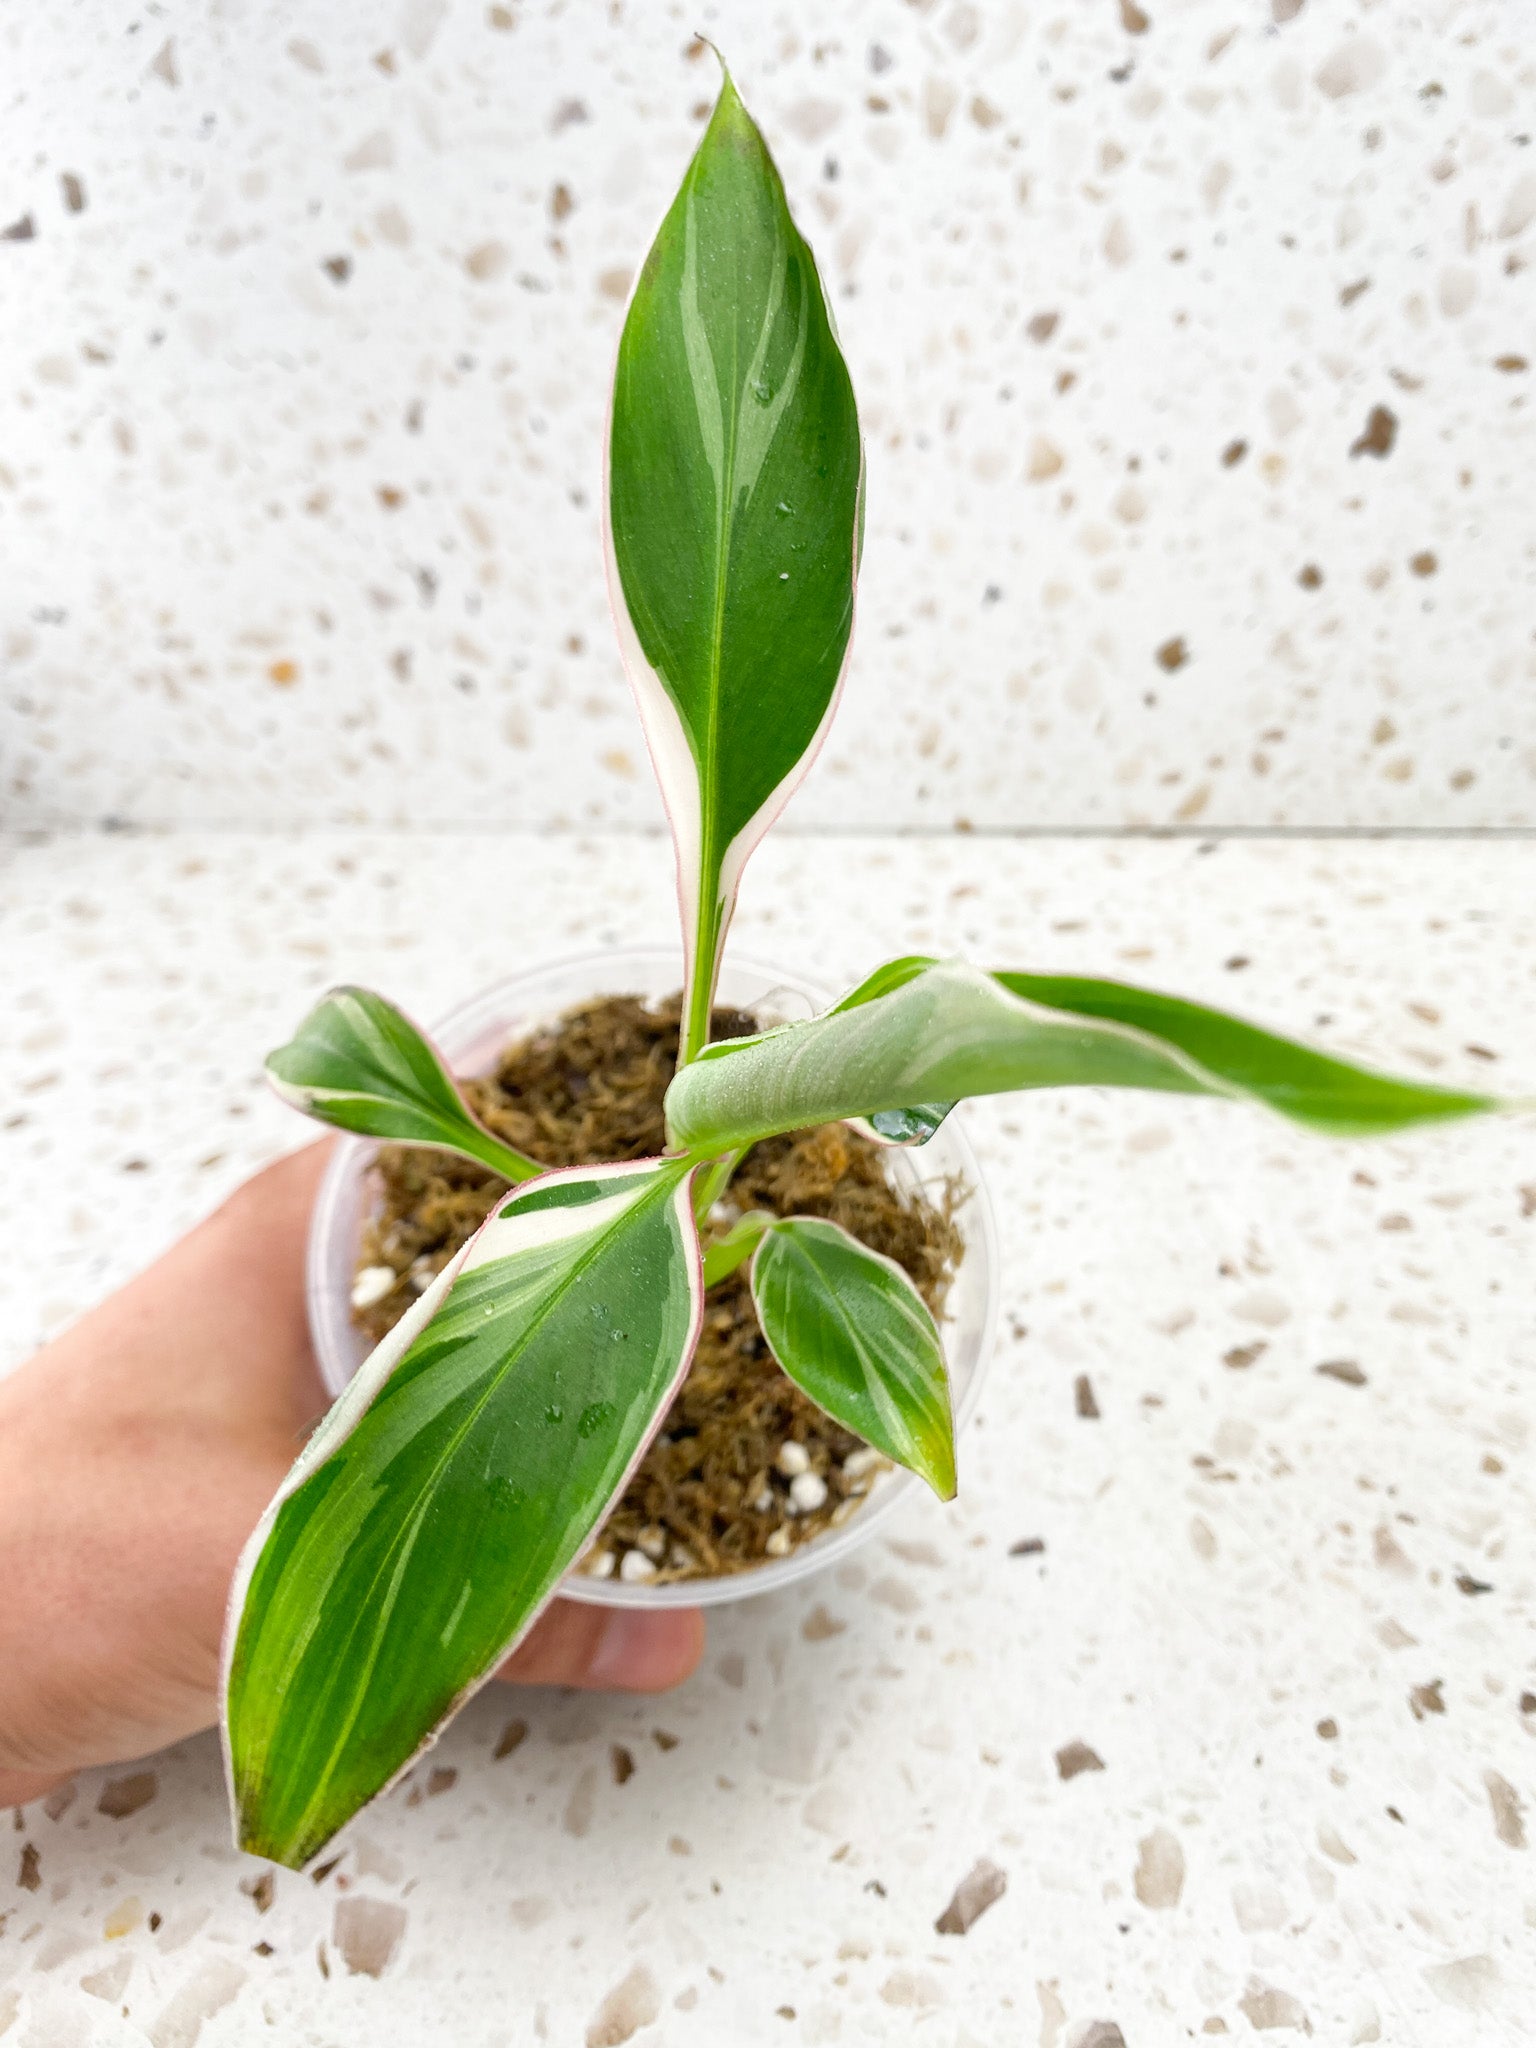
[701,1207,773,1288]
[266,985,540,1183]
[606,65,863,1064]
[223,1157,701,1869]
[750,1217,955,1500]
[665,958,1501,1152]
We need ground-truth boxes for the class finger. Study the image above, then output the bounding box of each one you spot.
[494,1600,704,1693]
[0,1767,70,1812]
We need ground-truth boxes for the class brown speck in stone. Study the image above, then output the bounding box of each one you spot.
[1409,549,1438,576]
[1386,1805,1405,1823]
[1237,1981,1309,2033]
[1027,311,1060,343]
[970,95,1002,129]
[1132,1828,1185,1909]
[1074,1374,1100,1419]
[551,182,575,222]
[1224,1341,1267,1370]
[268,660,298,687]
[668,1835,692,1855]
[1374,1525,1413,1574]
[1027,435,1064,481]
[465,241,508,282]
[1495,354,1528,373]
[333,1896,407,1978]
[1075,2026,1128,2048]
[598,265,633,301]
[310,1855,343,1885]
[17,1841,40,1890]
[377,485,404,509]
[1119,0,1150,31]
[488,5,514,27]
[1465,1043,1498,1062]
[1519,1693,1536,1715]
[585,1961,661,2047]
[1339,277,1370,306]
[1317,1718,1338,1739]
[1520,1185,1536,1219]
[1273,0,1305,19]
[322,255,351,284]
[1409,1680,1445,1720]
[1297,564,1323,589]
[1485,1770,1526,1848]
[241,1870,275,1913]
[2,214,36,242]
[610,1745,635,1786]
[1224,954,1250,971]
[1056,1740,1105,1781]
[97,1771,156,1819]
[802,1604,847,1642]
[1316,1359,1366,1386]
[1221,438,1247,467]
[149,38,179,86]
[1350,404,1397,458]
[563,1766,597,1838]
[1010,1536,1046,1556]
[426,1766,456,1797]
[935,1856,1007,1934]
[652,1728,680,1751]
[1456,1571,1494,1596]
[148,1912,163,1931]
[494,1716,528,1759]
[552,97,589,131]
[1155,636,1188,672]
[61,174,86,214]
[254,1940,274,1956]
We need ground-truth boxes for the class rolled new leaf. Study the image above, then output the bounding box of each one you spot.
[751,1217,956,1500]
[666,958,1502,1153]
[223,1157,701,1869]
[266,985,540,1183]
[606,65,863,1064]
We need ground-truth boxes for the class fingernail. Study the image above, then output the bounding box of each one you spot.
[585,1608,700,1692]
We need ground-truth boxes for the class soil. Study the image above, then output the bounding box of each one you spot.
[352,992,963,1581]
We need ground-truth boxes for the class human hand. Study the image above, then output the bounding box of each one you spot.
[0,1145,704,1811]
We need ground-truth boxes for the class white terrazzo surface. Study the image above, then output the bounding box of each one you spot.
[4,0,1535,834]
[3,826,1535,2045]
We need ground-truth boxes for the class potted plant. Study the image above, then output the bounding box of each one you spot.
[222,64,1514,1872]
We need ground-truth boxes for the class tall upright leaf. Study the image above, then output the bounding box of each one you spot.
[607,68,863,1063]
[224,1157,701,1870]
[665,958,1504,1152]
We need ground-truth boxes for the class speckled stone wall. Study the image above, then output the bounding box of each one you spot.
[4,0,1532,831]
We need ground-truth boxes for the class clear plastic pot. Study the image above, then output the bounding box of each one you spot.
[306,945,999,1609]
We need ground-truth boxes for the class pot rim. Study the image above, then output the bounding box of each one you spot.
[304,942,1000,1608]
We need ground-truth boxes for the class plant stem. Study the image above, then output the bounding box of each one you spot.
[680,888,721,1067]
[462,1131,544,1184]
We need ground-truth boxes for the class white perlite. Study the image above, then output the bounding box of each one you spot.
[774,1440,811,1477]
[618,1550,657,1584]
[788,1471,828,1514]
[350,1264,396,1311]
[841,1446,883,1480]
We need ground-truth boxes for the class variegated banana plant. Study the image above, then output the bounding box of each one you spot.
[225,62,1524,1870]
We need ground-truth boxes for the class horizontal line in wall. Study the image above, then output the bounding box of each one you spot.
[4,822,1536,845]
